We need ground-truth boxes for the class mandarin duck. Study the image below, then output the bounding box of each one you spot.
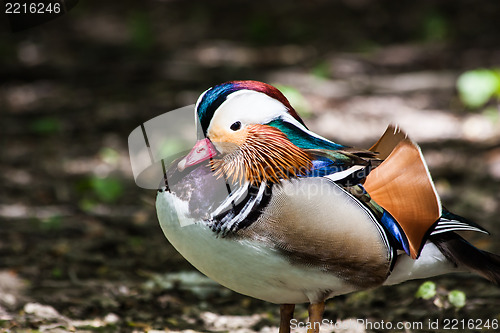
[155,80,500,333]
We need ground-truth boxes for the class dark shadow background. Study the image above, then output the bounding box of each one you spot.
[1,1,500,332]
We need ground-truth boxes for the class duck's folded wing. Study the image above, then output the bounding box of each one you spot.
[241,177,393,288]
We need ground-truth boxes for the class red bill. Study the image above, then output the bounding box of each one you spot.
[177,138,218,171]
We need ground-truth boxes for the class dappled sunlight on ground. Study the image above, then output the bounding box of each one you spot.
[1,1,500,332]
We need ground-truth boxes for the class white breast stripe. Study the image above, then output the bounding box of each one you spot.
[210,181,250,218]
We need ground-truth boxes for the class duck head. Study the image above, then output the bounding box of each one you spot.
[177,80,335,185]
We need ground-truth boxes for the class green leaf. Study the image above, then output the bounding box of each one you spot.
[483,107,500,123]
[90,176,124,203]
[99,147,120,166]
[129,12,154,52]
[422,12,449,42]
[273,84,312,118]
[246,14,273,44]
[30,117,61,134]
[457,69,500,108]
[40,215,62,231]
[448,290,466,309]
[311,61,330,79]
[415,281,436,300]
[51,267,63,279]
[79,198,97,212]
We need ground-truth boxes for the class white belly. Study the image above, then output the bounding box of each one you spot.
[156,190,357,304]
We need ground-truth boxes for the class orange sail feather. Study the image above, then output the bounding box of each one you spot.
[364,135,441,259]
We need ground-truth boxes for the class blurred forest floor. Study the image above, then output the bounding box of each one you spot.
[1,1,500,332]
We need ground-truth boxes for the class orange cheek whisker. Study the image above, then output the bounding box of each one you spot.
[209,125,312,185]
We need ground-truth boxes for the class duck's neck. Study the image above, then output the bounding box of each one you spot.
[267,119,345,150]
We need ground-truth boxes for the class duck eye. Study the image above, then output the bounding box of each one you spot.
[230,121,241,131]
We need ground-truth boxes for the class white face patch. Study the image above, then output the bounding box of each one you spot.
[207,90,289,136]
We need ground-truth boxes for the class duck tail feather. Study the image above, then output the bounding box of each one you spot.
[431,233,500,285]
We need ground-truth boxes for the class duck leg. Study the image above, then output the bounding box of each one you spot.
[307,302,325,333]
[279,304,295,333]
